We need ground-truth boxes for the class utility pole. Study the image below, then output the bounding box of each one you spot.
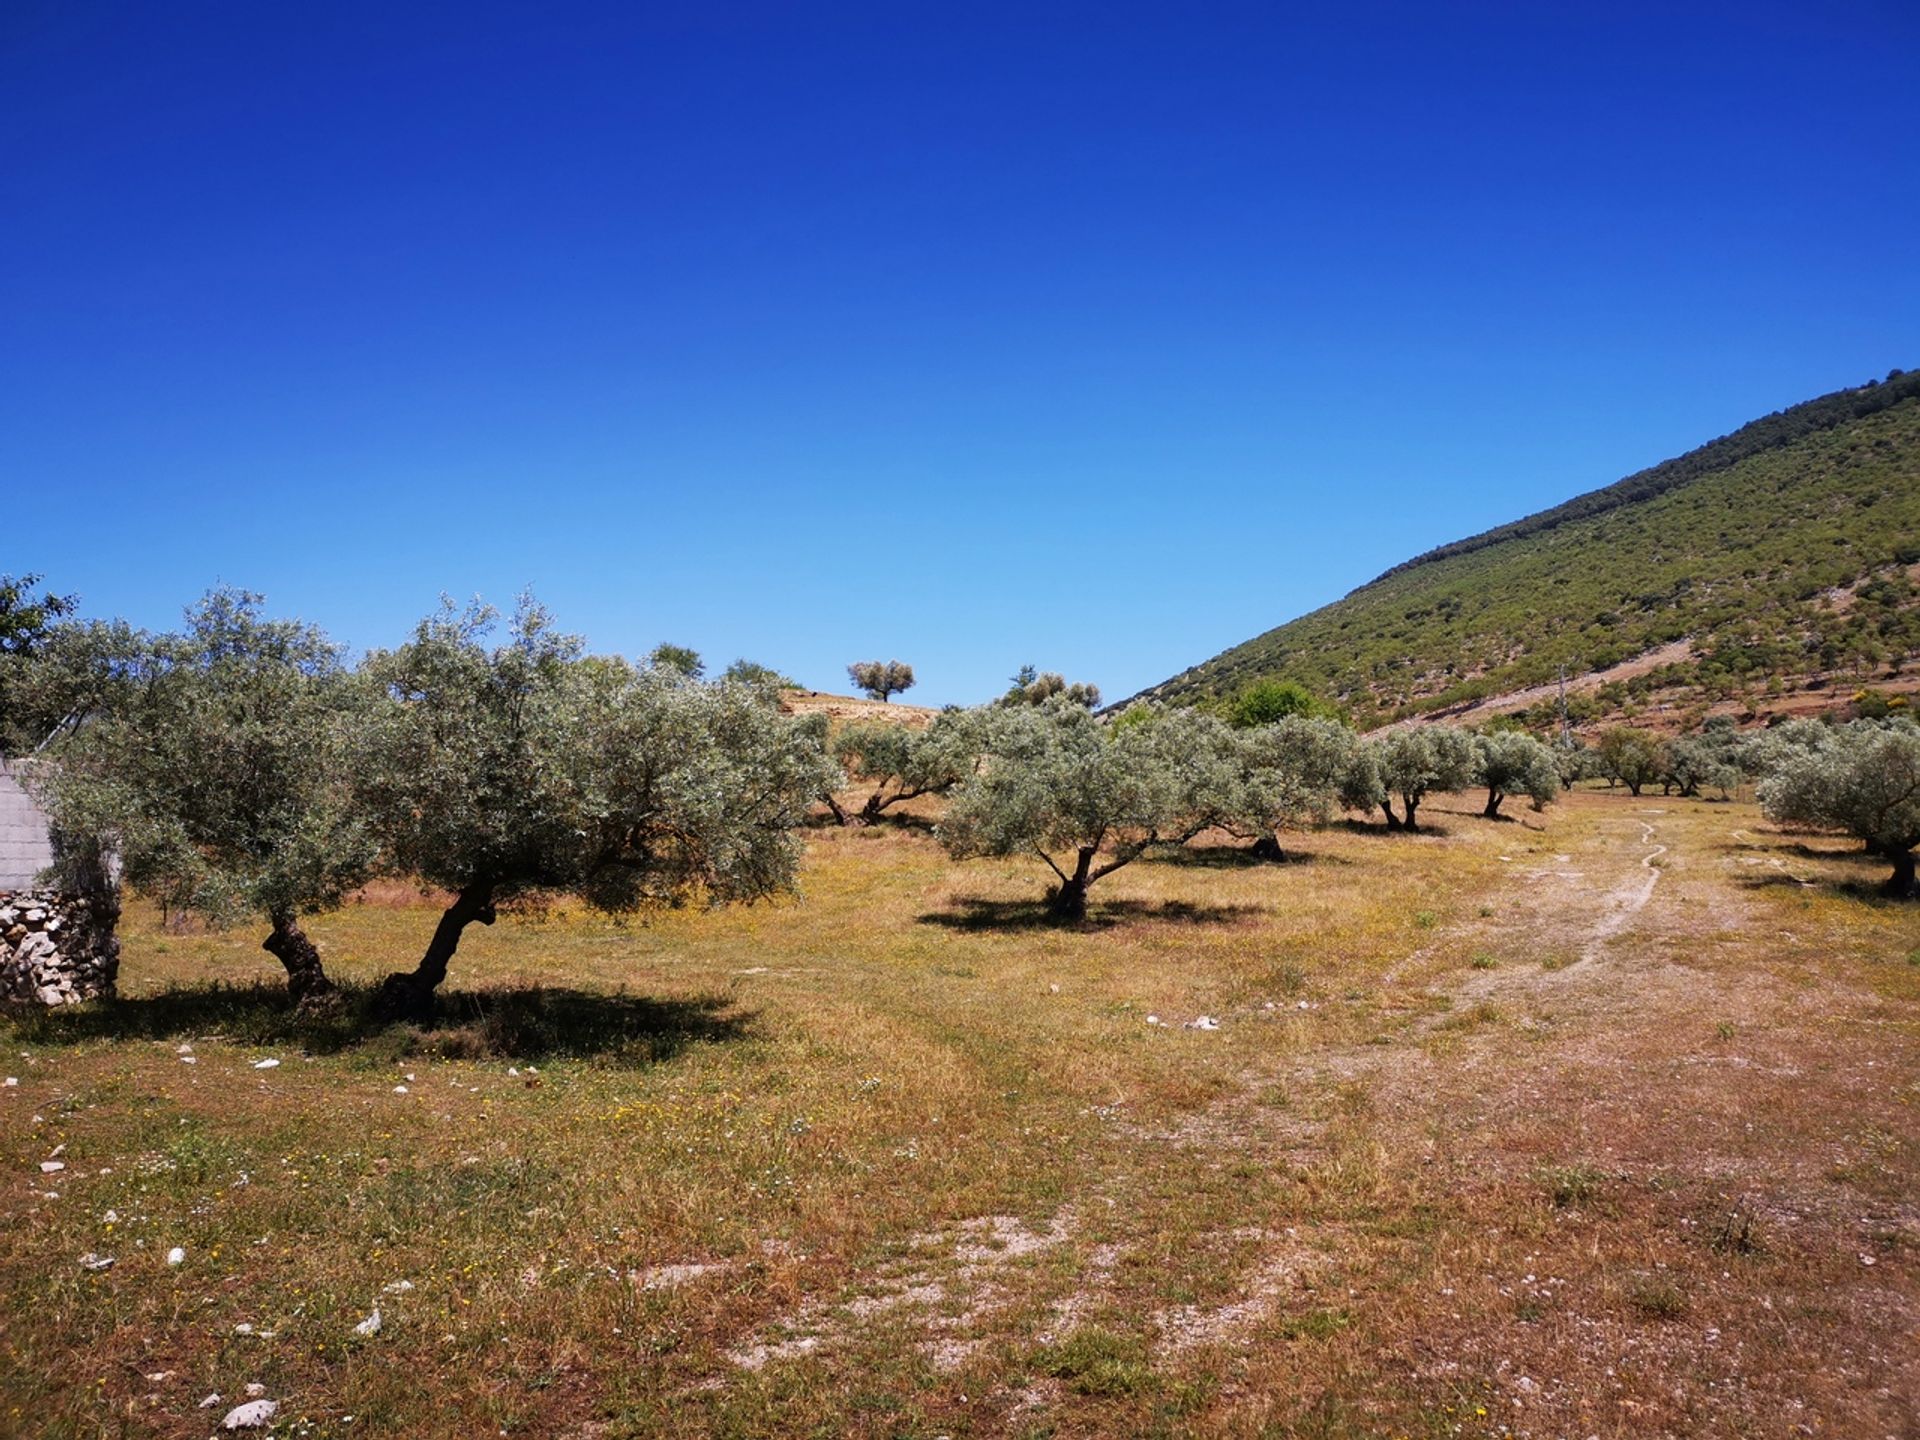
[1557,665,1572,746]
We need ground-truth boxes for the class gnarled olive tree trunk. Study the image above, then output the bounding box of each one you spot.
[263,912,333,1006]
[373,880,497,1021]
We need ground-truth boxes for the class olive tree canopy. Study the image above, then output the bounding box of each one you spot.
[1760,719,1920,897]
[1371,725,1476,831]
[1597,727,1664,796]
[358,598,838,1017]
[848,659,915,702]
[827,710,983,825]
[1473,730,1560,818]
[1237,715,1362,857]
[28,589,373,1003]
[938,702,1241,921]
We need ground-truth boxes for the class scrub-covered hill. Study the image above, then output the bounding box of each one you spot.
[1137,371,1920,728]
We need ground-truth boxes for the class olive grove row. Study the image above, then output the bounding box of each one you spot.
[3,589,1914,1016]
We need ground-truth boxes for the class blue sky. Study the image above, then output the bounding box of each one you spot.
[3,1,1915,706]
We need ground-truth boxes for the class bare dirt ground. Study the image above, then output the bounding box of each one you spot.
[778,689,940,728]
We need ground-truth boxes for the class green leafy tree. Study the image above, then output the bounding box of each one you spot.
[1596,727,1665,796]
[1371,725,1477,831]
[647,642,705,679]
[1553,740,1594,790]
[1237,716,1361,858]
[1001,667,1102,710]
[0,572,79,750]
[1473,731,1560,818]
[938,703,1240,921]
[848,659,916,703]
[1760,720,1920,896]
[723,658,796,689]
[1661,733,1741,798]
[1226,679,1323,729]
[358,597,837,1017]
[29,590,373,1003]
[827,711,983,825]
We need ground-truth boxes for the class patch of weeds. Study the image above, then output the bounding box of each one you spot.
[1715,1021,1736,1040]
[1436,1002,1503,1033]
[1539,1163,1607,1209]
[1712,1208,1759,1254]
[1277,1306,1353,1340]
[1413,910,1438,930]
[1906,948,1920,967]
[1255,1084,1290,1108]
[1478,904,1495,917]
[1036,1326,1155,1396]
[1539,952,1569,971]
[1470,952,1496,970]
[1628,1277,1689,1320]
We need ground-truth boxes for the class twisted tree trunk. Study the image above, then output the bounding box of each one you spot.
[1884,846,1917,899]
[373,880,497,1021]
[1047,847,1096,923]
[263,913,333,1006]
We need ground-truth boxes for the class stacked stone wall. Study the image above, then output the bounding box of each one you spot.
[0,889,119,1005]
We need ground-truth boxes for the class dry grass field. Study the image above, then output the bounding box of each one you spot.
[3,790,1916,1439]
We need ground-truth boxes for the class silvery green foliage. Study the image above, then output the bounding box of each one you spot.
[1759,718,1920,895]
[1473,730,1561,816]
[1371,724,1477,830]
[829,710,984,823]
[357,597,837,913]
[1553,740,1594,789]
[937,701,1241,917]
[1660,733,1741,798]
[30,589,376,928]
[1238,716,1361,833]
[847,659,915,702]
[1737,716,1832,778]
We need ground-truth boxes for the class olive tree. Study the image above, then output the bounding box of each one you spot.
[1596,727,1664,796]
[1760,720,1920,896]
[826,710,982,825]
[1001,666,1101,709]
[0,571,78,750]
[647,642,704,678]
[28,590,374,1003]
[357,598,838,1017]
[1371,725,1476,831]
[1661,733,1741,798]
[1237,716,1362,858]
[848,659,915,702]
[1473,730,1560,818]
[938,702,1241,921]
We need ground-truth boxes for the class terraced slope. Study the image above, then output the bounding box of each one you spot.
[1139,372,1920,726]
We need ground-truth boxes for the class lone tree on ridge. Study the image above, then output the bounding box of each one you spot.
[848,659,915,702]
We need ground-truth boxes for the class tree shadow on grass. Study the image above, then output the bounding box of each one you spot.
[1335,818,1456,839]
[0,981,753,1066]
[1153,843,1352,870]
[918,896,1266,933]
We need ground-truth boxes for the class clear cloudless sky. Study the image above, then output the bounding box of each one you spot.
[3,1,1916,705]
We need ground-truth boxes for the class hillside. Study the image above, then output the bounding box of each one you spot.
[1136,371,1920,729]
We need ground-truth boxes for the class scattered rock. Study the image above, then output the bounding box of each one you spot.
[198,1393,222,1409]
[220,1398,278,1430]
[1185,1015,1220,1031]
[252,1059,280,1070]
[353,1308,382,1337]
[166,1246,186,1266]
[78,1253,114,1271]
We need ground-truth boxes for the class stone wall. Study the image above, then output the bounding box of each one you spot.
[0,759,120,1005]
[0,889,119,1005]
